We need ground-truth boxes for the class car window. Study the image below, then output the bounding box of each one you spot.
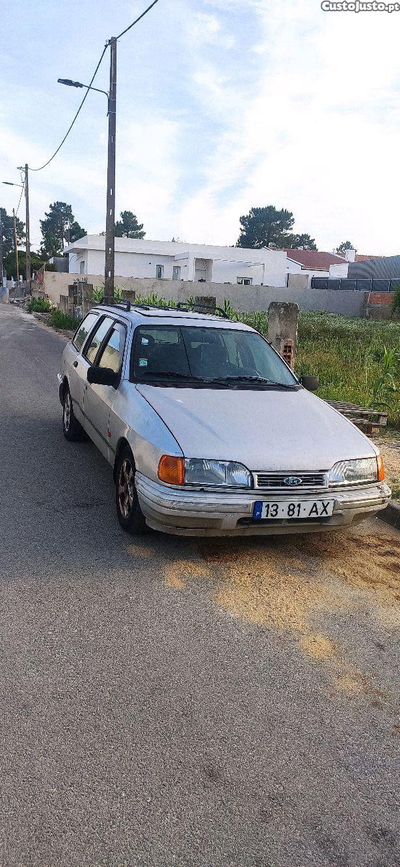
[84,316,114,365]
[133,326,190,377]
[97,325,126,373]
[72,312,99,352]
[132,325,297,386]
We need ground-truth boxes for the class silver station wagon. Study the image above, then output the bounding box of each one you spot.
[57,300,391,537]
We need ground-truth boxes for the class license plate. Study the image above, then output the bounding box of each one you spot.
[253,499,335,520]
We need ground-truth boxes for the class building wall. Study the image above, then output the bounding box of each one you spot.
[285,259,348,287]
[67,237,287,288]
[38,272,366,317]
[329,263,348,278]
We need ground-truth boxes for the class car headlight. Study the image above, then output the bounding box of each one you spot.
[158,456,252,487]
[328,456,384,486]
[184,458,252,487]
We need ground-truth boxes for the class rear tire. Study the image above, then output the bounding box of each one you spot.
[62,386,86,441]
[115,447,146,534]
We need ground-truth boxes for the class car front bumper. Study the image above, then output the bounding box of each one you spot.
[135,474,392,537]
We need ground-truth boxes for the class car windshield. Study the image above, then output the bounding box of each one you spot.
[132,325,297,388]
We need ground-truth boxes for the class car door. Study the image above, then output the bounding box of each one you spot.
[83,320,127,461]
[66,312,100,425]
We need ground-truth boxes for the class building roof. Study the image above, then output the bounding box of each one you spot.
[64,235,286,263]
[283,249,347,271]
[355,254,383,262]
[349,255,400,280]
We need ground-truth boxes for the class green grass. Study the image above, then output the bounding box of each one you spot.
[27,297,52,313]
[231,308,400,428]
[295,312,400,428]
[50,309,80,331]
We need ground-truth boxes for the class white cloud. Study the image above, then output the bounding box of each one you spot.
[2,0,400,256]
[188,12,236,49]
[175,0,400,254]
[116,116,182,239]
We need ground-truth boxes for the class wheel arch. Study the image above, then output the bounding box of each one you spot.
[113,437,134,481]
[60,375,69,403]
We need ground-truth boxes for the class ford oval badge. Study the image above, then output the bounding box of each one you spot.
[284,476,302,486]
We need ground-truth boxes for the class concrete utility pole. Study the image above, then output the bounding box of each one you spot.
[24,164,31,285]
[13,209,19,281]
[0,208,3,287]
[17,164,31,285]
[104,37,117,300]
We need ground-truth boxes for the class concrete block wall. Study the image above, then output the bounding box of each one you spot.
[34,272,367,318]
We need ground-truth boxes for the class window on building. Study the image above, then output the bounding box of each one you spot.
[237,277,253,286]
[156,265,164,279]
[79,260,85,274]
[172,266,181,281]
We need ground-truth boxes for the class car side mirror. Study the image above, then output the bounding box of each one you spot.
[300,375,319,392]
[87,366,119,387]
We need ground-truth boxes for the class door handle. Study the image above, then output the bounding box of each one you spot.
[73,360,78,368]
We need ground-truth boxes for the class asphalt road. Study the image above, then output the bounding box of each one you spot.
[0,304,399,867]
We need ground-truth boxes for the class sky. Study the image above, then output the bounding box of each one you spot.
[1,0,400,255]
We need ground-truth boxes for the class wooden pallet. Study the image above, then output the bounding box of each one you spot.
[327,400,388,436]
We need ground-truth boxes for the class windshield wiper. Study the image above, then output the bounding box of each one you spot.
[220,376,298,389]
[137,371,230,386]
[138,371,204,381]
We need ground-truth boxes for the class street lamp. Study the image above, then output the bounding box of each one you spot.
[58,45,117,300]
[2,177,29,284]
[57,79,109,99]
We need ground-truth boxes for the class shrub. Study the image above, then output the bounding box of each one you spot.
[92,284,123,303]
[27,297,52,313]
[51,309,80,330]
[92,286,104,303]
[392,283,400,316]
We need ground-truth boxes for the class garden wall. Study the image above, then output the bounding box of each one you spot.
[36,272,366,317]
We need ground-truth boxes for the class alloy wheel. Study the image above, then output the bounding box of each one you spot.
[63,392,72,431]
[118,458,135,518]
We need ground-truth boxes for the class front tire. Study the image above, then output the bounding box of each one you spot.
[115,447,146,534]
[62,386,86,441]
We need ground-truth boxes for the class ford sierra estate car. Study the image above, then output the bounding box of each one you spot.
[57,300,391,537]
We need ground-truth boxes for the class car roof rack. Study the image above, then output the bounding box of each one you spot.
[133,301,230,319]
[97,296,131,312]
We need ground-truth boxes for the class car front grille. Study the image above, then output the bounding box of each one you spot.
[254,472,328,490]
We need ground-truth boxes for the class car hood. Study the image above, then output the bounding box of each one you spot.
[136,385,377,471]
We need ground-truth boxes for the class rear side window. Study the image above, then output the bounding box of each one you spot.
[73,313,99,351]
[84,316,114,364]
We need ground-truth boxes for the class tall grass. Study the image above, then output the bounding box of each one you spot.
[295,312,400,427]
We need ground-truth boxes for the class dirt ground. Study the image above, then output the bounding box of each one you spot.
[376,432,400,501]
[153,516,400,713]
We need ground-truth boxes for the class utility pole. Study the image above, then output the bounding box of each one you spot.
[17,164,31,285]
[0,207,3,287]
[104,37,117,300]
[24,164,31,285]
[13,209,19,281]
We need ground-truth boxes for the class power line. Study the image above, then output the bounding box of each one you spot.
[29,44,108,172]
[15,183,25,216]
[27,1,160,173]
[115,0,160,40]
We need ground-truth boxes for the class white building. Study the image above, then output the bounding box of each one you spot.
[64,236,287,288]
[285,249,354,287]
